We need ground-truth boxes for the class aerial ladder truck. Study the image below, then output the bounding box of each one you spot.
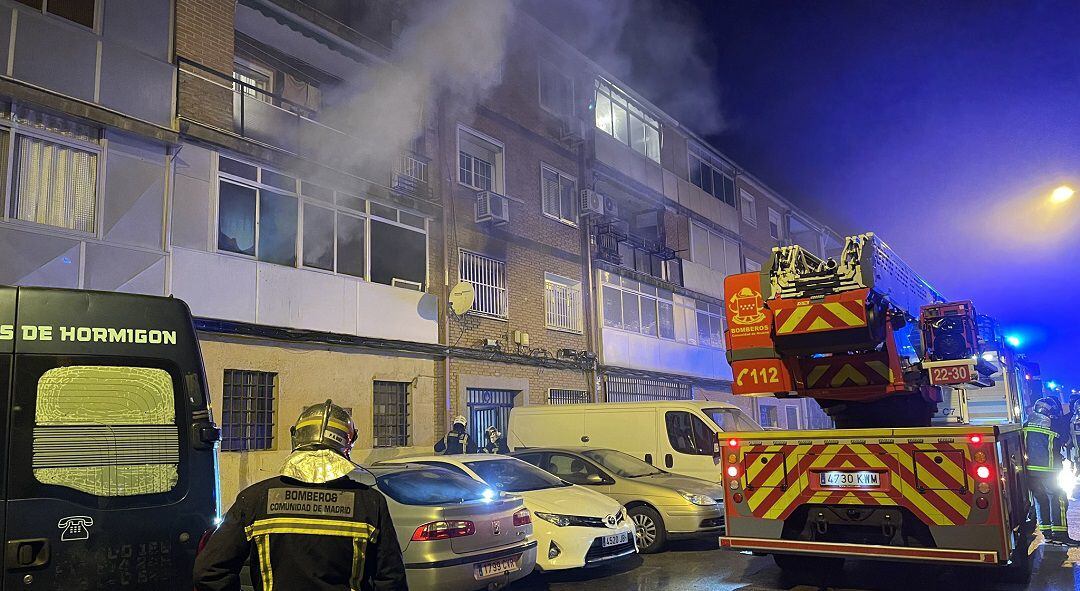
[719,233,1035,577]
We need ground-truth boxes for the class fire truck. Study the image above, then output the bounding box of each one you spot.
[719,233,1035,578]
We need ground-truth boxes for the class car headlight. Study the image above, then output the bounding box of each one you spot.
[677,489,717,506]
[534,512,573,527]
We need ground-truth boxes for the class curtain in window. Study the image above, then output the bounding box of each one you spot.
[12,135,97,232]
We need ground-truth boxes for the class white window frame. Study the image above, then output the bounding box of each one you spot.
[233,57,275,104]
[215,155,299,265]
[689,221,740,275]
[1,111,104,239]
[538,59,575,119]
[745,258,762,272]
[457,125,504,194]
[540,163,577,227]
[298,180,368,279]
[459,249,508,320]
[593,79,660,163]
[599,273,678,342]
[768,207,783,240]
[759,403,780,429]
[785,405,800,430]
[544,272,583,333]
[740,190,757,226]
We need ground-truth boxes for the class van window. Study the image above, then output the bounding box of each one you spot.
[704,406,762,431]
[665,411,717,455]
[33,366,179,497]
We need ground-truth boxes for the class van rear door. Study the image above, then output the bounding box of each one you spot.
[0,286,14,588]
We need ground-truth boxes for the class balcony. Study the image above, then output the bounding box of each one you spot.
[594,220,680,286]
[391,153,431,201]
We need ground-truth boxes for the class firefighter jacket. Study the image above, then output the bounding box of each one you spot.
[434,429,476,454]
[193,473,407,591]
[1024,420,1067,473]
[480,437,510,455]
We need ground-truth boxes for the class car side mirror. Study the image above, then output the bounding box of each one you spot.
[584,473,605,485]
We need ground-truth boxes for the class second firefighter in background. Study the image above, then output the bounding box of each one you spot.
[1023,397,1075,544]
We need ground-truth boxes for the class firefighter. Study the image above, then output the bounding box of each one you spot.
[193,400,408,591]
[434,415,476,454]
[1023,396,1075,544]
[1068,394,1080,464]
[480,425,510,454]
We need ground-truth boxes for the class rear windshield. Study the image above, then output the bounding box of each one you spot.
[376,468,492,506]
[465,458,571,492]
[704,407,762,431]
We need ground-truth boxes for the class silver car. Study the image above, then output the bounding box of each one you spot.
[370,464,538,590]
[511,448,725,554]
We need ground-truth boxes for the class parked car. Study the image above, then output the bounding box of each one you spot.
[508,400,761,482]
[381,455,637,571]
[370,463,537,590]
[510,447,725,553]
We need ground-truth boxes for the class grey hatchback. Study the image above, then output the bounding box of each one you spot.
[511,448,725,554]
[371,464,538,590]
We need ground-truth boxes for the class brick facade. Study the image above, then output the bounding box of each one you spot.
[175,0,236,130]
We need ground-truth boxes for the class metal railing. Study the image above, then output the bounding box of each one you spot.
[396,153,428,182]
[545,280,582,333]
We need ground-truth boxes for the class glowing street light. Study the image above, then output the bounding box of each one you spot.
[1005,335,1022,348]
[1051,185,1075,204]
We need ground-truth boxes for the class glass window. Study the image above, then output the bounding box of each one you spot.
[543,453,607,485]
[786,406,800,430]
[373,381,410,448]
[611,100,628,144]
[16,0,95,28]
[690,223,710,268]
[665,411,716,456]
[302,203,334,271]
[464,458,570,492]
[582,449,664,478]
[741,191,757,225]
[769,208,783,240]
[594,91,612,135]
[538,60,574,117]
[603,286,622,329]
[219,156,258,181]
[371,220,426,289]
[12,134,98,233]
[621,291,640,332]
[545,273,583,333]
[376,467,491,506]
[460,250,507,318]
[217,181,256,256]
[221,369,276,451]
[258,191,298,266]
[709,232,727,273]
[541,164,576,225]
[658,300,675,339]
[704,407,762,432]
[595,80,660,163]
[32,366,178,496]
[458,129,501,192]
[640,296,658,337]
[759,404,780,428]
[336,212,365,278]
[645,125,660,161]
[629,113,646,155]
[261,169,296,192]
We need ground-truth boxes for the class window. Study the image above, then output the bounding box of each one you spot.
[373,381,410,448]
[759,404,779,429]
[689,221,741,276]
[4,109,101,233]
[605,375,691,402]
[703,407,763,432]
[548,389,589,405]
[785,405,800,430]
[15,0,94,28]
[600,272,681,341]
[233,59,274,104]
[543,453,607,485]
[458,127,503,192]
[689,150,735,207]
[695,301,724,349]
[594,80,660,163]
[538,60,574,118]
[369,207,427,290]
[665,411,717,455]
[221,370,277,452]
[460,250,507,319]
[545,273,582,333]
[32,366,178,496]
[540,163,576,225]
[745,259,762,272]
[741,190,757,225]
[768,208,783,240]
[218,157,298,263]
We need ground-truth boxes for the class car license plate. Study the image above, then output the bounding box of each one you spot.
[820,470,880,488]
[474,555,520,580]
[602,531,629,547]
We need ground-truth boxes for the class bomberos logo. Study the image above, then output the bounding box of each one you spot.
[729,287,766,325]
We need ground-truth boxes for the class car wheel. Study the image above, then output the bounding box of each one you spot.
[629,506,666,554]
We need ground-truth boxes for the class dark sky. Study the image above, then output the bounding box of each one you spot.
[528,0,1080,388]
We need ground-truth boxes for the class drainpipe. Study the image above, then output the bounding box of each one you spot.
[578,123,601,402]
[437,100,453,431]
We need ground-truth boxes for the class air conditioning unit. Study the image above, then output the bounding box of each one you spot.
[475,190,510,225]
[603,195,619,218]
[580,189,604,217]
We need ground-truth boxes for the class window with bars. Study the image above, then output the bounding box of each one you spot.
[540,163,576,225]
[373,381,410,448]
[604,375,691,402]
[548,389,589,405]
[221,370,277,452]
[545,273,582,333]
[460,250,507,319]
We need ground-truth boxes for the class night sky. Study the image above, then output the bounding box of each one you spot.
[529,0,1080,387]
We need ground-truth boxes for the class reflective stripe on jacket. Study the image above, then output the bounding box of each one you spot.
[1024,425,1060,472]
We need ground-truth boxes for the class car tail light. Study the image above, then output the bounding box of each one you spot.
[513,509,531,526]
[726,465,739,478]
[975,465,991,480]
[411,520,475,541]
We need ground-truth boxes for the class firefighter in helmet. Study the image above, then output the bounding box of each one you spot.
[1023,396,1075,544]
[480,425,510,454]
[194,400,408,590]
[434,414,476,454]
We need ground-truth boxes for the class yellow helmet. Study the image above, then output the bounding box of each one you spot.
[290,399,358,456]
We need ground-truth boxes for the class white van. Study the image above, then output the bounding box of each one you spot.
[507,401,761,482]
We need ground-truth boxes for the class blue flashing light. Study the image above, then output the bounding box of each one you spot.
[1005,335,1022,348]
[1048,381,1060,390]
[482,488,495,502]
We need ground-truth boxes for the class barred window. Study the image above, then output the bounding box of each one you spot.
[221,370,277,452]
[548,389,588,405]
[460,250,507,319]
[373,381,410,448]
[545,273,582,333]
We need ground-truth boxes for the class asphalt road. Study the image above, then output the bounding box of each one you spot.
[508,538,1080,591]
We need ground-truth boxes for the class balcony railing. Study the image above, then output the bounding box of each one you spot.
[391,152,431,200]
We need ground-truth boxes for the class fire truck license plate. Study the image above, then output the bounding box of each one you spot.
[820,471,880,488]
[928,364,972,385]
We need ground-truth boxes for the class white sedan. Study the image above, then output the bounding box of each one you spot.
[383,454,637,571]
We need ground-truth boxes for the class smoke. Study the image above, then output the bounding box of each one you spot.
[522,0,726,135]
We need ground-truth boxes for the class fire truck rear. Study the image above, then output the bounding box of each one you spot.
[719,233,1034,576]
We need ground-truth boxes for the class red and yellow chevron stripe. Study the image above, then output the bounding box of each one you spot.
[772,291,869,336]
[800,357,895,389]
[740,442,975,526]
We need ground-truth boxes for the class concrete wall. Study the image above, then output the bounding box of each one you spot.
[200,336,438,505]
[601,327,731,381]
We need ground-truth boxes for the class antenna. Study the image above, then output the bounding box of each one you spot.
[449,281,476,316]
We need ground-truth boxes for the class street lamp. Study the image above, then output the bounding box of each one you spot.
[1051,185,1075,204]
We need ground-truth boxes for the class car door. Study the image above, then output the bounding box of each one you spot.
[661,411,721,482]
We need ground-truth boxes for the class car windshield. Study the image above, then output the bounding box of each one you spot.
[581,449,664,478]
[465,458,571,492]
[376,467,493,506]
[704,407,762,431]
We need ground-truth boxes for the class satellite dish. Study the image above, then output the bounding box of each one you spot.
[449,282,475,316]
